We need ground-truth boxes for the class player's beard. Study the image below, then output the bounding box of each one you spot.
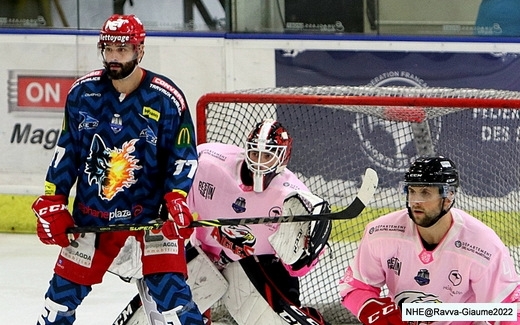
[104,59,138,80]
[409,205,443,228]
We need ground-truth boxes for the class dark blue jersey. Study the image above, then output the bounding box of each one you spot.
[44,69,198,227]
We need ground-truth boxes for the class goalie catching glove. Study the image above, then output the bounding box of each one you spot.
[32,195,77,247]
[162,191,194,240]
[268,190,331,275]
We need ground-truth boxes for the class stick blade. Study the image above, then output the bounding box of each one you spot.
[357,168,379,206]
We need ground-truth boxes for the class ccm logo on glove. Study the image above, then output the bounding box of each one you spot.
[34,201,67,215]
[32,195,77,247]
[358,297,406,325]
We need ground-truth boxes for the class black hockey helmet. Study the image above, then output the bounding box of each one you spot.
[404,156,459,189]
[402,156,458,227]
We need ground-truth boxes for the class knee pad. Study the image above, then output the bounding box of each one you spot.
[37,297,76,325]
[39,274,91,324]
[144,273,199,313]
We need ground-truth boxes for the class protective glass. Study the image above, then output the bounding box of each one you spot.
[399,182,456,203]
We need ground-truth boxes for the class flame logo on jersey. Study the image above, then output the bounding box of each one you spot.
[86,134,142,200]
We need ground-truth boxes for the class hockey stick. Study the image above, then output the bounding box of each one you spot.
[111,293,142,325]
[112,245,226,325]
[109,168,377,324]
[67,168,378,234]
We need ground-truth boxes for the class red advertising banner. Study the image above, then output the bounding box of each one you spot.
[8,71,79,112]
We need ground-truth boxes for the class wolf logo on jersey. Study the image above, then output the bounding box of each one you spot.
[85,134,142,200]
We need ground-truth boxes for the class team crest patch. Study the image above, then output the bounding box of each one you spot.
[414,268,431,286]
[232,197,246,213]
[110,113,122,133]
[78,111,99,130]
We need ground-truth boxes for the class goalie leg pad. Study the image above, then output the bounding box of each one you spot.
[221,259,292,325]
[186,245,229,313]
[222,255,329,325]
[108,235,143,282]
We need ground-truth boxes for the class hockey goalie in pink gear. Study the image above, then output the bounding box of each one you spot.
[111,119,333,325]
[187,119,332,325]
[339,156,520,325]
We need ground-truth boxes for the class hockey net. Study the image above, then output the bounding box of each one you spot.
[195,85,520,325]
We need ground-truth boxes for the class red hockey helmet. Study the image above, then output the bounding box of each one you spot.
[98,14,146,47]
[245,119,293,192]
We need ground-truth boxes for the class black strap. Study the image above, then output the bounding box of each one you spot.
[238,255,330,325]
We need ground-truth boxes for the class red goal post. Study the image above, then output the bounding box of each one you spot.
[197,86,520,141]
[195,85,520,325]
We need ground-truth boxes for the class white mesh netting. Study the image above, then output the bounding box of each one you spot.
[196,85,520,325]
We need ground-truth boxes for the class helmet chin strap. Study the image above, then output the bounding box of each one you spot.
[407,198,455,228]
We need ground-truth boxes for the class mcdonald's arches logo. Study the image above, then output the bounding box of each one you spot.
[177,125,192,147]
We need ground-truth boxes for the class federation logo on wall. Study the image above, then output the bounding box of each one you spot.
[353,71,442,172]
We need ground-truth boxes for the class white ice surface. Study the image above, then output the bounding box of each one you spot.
[0,233,208,325]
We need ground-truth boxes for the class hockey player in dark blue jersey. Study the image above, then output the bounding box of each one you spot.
[31,14,204,325]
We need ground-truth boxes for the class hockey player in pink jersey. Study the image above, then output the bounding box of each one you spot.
[339,156,520,325]
[187,119,332,325]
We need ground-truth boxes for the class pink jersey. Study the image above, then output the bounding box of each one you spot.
[339,208,520,325]
[187,142,308,267]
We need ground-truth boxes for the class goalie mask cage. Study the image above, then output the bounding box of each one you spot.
[196,85,520,325]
